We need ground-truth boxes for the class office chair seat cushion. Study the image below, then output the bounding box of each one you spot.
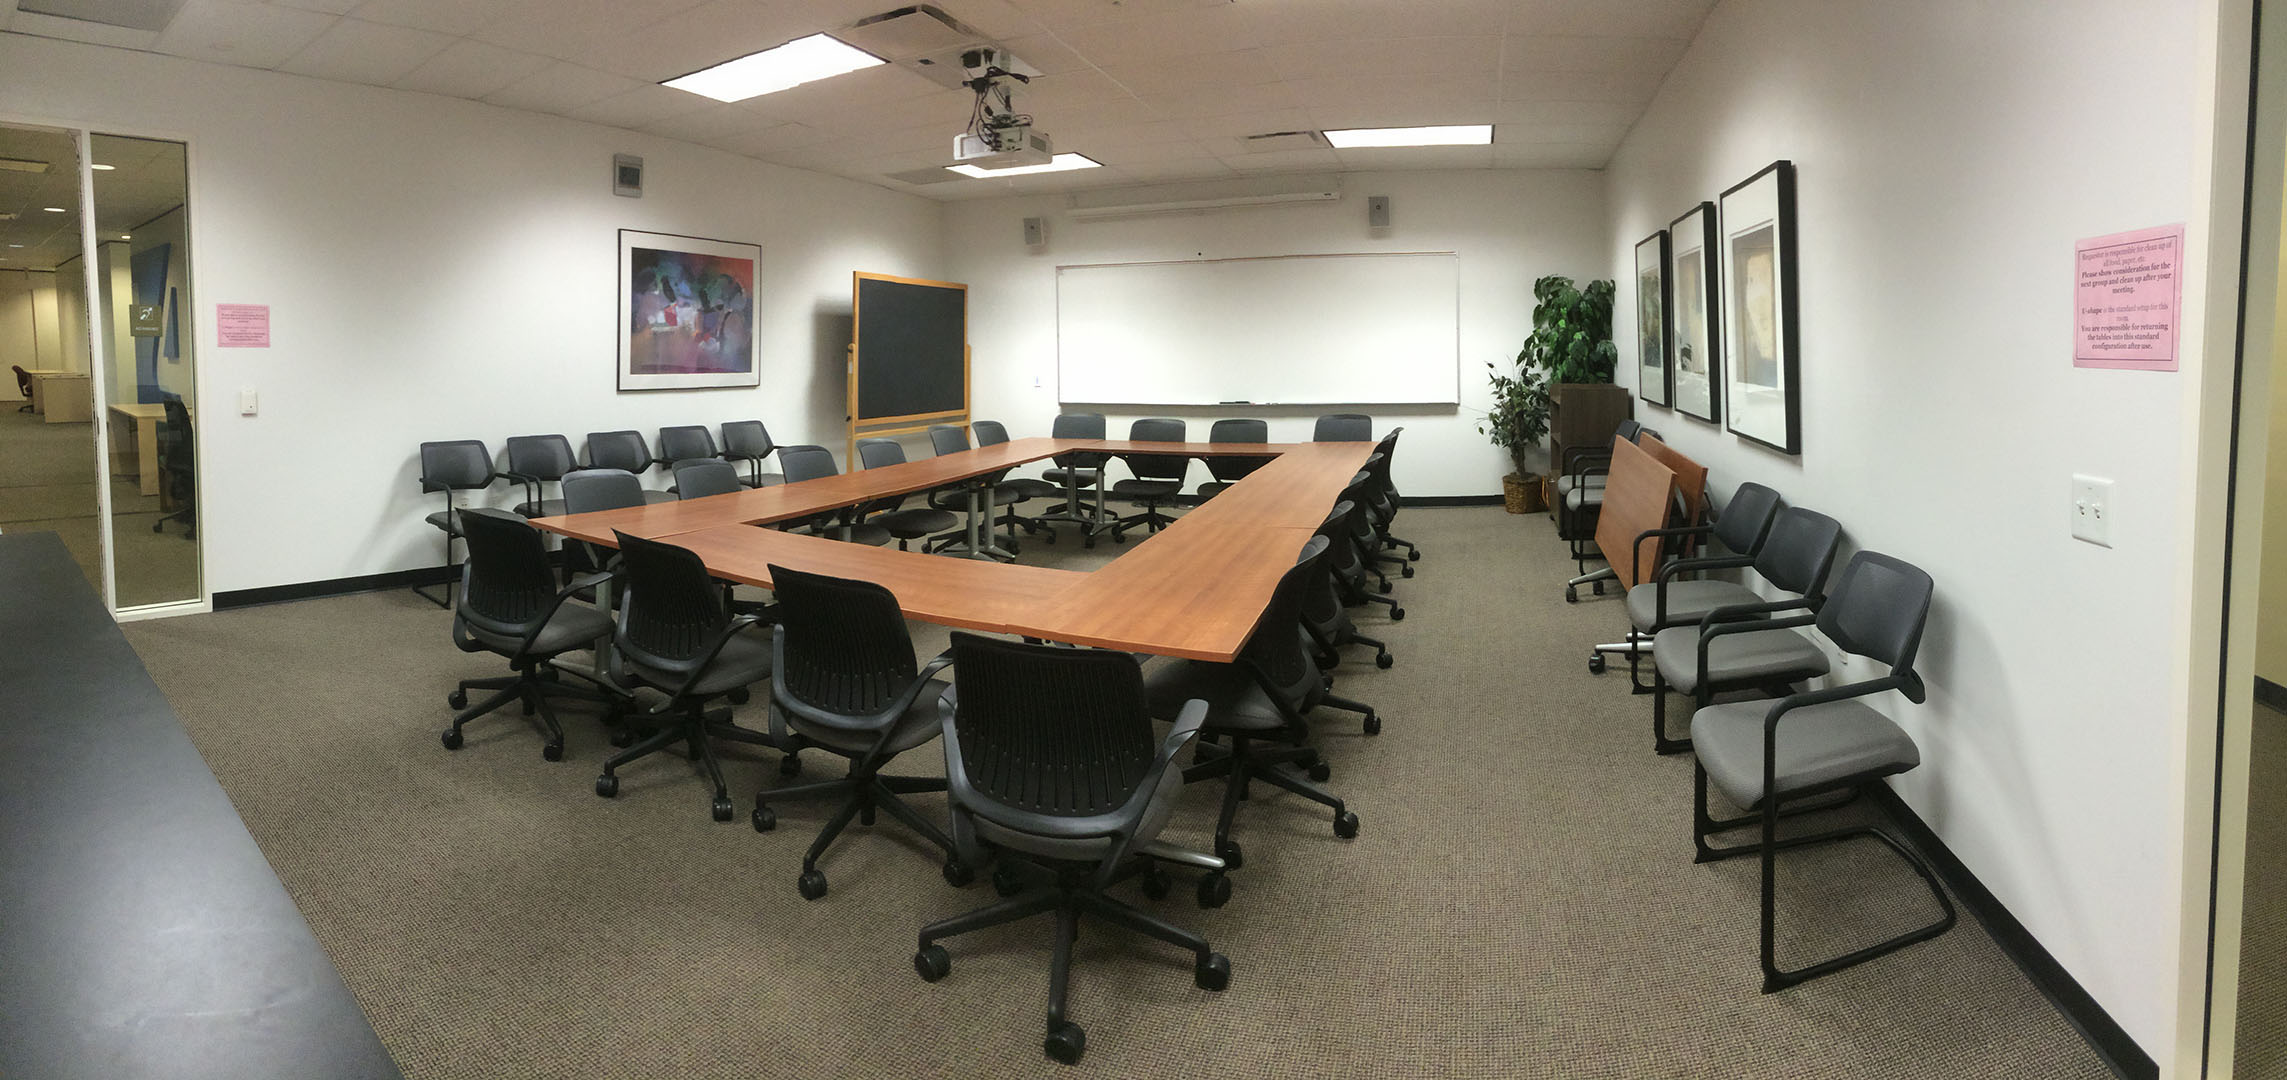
[969,762,1186,862]
[1041,467,1101,486]
[424,509,463,535]
[1196,480,1234,499]
[1625,579,1763,632]
[1000,477,1061,500]
[1140,660,1283,732]
[625,632,773,698]
[639,490,677,505]
[872,507,960,537]
[1651,625,1830,694]
[803,522,895,547]
[465,603,614,658]
[1554,474,1608,497]
[513,498,569,519]
[1691,698,1920,809]
[1565,486,1606,512]
[1111,478,1183,499]
[785,678,951,757]
[927,487,1025,511]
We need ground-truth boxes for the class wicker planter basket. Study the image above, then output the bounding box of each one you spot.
[1503,473,1546,514]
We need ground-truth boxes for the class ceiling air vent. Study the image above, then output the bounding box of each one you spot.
[1239,131,1327,153]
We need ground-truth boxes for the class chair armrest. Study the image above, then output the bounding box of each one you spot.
[1631,523,1714,587]
[1693,611,1817,684]
[1699,596,1814,627]
[1654,551,1752,584]
[650,613,764,701]
[1766,675,1919,725]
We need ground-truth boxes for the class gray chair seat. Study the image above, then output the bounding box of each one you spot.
[1042,467,1100,487]
[513,498,568,519]
[1626,579,1763,631]
[1141,660,1283,731]
[625,630,772,699]
[1565,486,1606,512]
[929,486,1024,510]
[465,603,612,658]
[1000,477,1061,500]
[1691,697,1920,808]
[1651,624,1828,694]
[1554,473,1607,497]
[1196,480,1236,498]
[873,507,959,538]
[1112,478,1183,500]
[424,508,462,535]
[786,678,951,756]
[973,762,1185,861]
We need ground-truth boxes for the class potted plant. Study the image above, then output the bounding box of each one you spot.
[1520,274,1629,495]
[1478,361,1551,513]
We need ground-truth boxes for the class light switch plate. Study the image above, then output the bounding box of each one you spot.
[239,388,258,416]
[2072,474,2112,547]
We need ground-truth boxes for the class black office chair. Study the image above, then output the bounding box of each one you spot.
[973,419,1057,550]
[502,434,578,519]
[854,438,959,550]
[658,425,720,493]
[151,396,195,538]
[1560,419,1657,575]
[1108,418,1189,542]
[1648,506,1844,755]
[11,365,30,412]
[585,430,676,504]
[1590,481,1783,688]
[673,458,744,500]
[559,467,645,580]
[440,508,622,761]
[777,445,892,547]
[914,632,1229,1065]
[414,439,498,608]
[1142,535,1360,907]
[1303,501,1394,677]
[1195,418,1270,499]
[720,420,783,488]
[595,531,782,822]
[1033,412,1109,547]
[1688,551,1954,991]
[750,565,961,900]
[923,424,1020,560]
[1359,428,1420,565]
[1335,475,1403,619]
[1313,413,1372,441]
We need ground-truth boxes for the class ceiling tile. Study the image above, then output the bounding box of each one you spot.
[565,85,719,130]
[1098,158,1239,184]
[707,122,841,157]
[1263,36,1498,82]
[1502,34,1689,77]
[1177,107,1316,139]
[269,0,362,14]
[1303,102,1500,131]
[1092,48,1278,96]
[1331,145,1494,171]
[483,61,649,115]
[6,10,165,47]
[277,17,455,85]
[1237,0,1515,45]
[789,0,1044,38]
[1020,69,1141,110]
[1498,68,1663,105]
[1010,0,1238,33]
[466,0,712,63]
[1131,80,1303,120]
[1080,139,1216,166]
[997,32,1089,74]
[346,0,496,36]
[1283,71,1496,110]
[1052,5,1259,64]
[1510,0,1715,40]
[571,0,821,82]
[1492,141,1612,169]
[639,101,768,142]
[1495,121,1630,148]
[392,38,557,98]
[738,65,952,122]
[1056,118,1184,145]
[1217,146,1337,172]
[154,0,337,68]
[1492,99,1645,127]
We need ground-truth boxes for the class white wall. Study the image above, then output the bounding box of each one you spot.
[944,170,1608,494]
[0,34,944,595]
[1605,0,2211,1056]
[0,268,65,388]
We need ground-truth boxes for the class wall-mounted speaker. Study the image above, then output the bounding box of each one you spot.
[613,153,644,198]
[1022,216,1047,248]
[1367,195,1390,229]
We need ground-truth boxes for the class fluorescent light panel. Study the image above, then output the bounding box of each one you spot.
[91,163,115,170]
[0,157,51,174]
[946,154,1102,179]
[1322,124,1492,148]
[663,34,884,102]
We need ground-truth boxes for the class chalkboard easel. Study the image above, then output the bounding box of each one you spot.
[848,271,970,462]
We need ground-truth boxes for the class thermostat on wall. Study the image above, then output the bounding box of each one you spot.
[613,154,643,198]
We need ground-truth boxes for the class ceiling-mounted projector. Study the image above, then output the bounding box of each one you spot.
[953,129,1052,169]
[951,46,1052,170]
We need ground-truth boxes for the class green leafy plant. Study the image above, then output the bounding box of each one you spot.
[1478,361,1552,479]
[1519,274,1619,385]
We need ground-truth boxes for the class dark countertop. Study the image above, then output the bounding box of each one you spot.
[0,531,400,1080]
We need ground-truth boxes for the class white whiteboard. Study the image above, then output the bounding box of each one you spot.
[1055,252,1460,406]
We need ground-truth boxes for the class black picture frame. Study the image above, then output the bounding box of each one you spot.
[1717,160,1800,454]
[1666,202,1721,424]
[1634,230,1672,407]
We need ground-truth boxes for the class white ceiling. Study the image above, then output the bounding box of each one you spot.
[0,127,187,271]
[0,0,1714,201]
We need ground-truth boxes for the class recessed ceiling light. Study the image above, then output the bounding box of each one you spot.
[91,163,116,171]
[1323,124,1493,149]
[946,154,1103,179]
[119,234,131,240]
[0,157,51,174]
[42,207,67,213]
[662,34,885,102]
[5,244,20,248]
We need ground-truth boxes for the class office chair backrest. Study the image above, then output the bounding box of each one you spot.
[928,424,971,457]
[674,458,743,499]
[561,468,645,514]
[1124,417,1189,481]
[1314,413,1372,442]
[1638,426,1661,442]
[768,564,919,721]
[1310,502,1364,601]
[1712,482,1783,557]
[1204,418,1270,482]
[1241,535,1332,716]
[455,508,556,637]
[1754,507,1844,598]
[160,397,194,469]
[853,437,918,515]
[1816,551,1933,689]
[612,530,728,672]
[505,434,577,482]
[948,631,1154,818]
[419,440,494,492]
[11,365,28,397]
[972,419,1011,446]
[587,430,655,473]
[1614,418,1643,445]
[778,444,839,484]
[657,425,719,465]
[1050,412,1107,468]
[720,420,775,460]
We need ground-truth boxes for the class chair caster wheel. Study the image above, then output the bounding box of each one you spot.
[1592,581,1605,596]
[1214,838,1243,870]
[1588,654,1607,674]
[1378,580,1392,594]
[1334,811,1360,839]
[1390,607,1406,621]
[595,774,618,798]
[728,687,750,705]
[798,869,828,900]
[447,688,468,710]
[1307,761,1332,782]
[1565,587,1579,603]
[440,729,463,751]
[1401,565,1414,578]
[1195,952,1231,991]
[993,863,1027,897]
[609,728,635,748]
[1363,714,1382,736]
[1112,532,1126,545]
[1141,867,1172,900]
[1042,533,1056,545]
[1409,550,1421,562]
[1044,1022,1087,1065]
[1376,652,1393,669]
[1197,872,1231,909]
[712,796,734,822]
[780,754,802,777]
[914,944,951,982]
[942,860,974,887]
[752,805,776,832]
[542,741,563,762]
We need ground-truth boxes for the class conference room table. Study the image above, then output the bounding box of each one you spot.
[530,437,1374,662]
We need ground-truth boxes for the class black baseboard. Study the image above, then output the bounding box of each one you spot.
[1867,784,2157,1080]
[214,565,456,610]
[2256,676,2287,714]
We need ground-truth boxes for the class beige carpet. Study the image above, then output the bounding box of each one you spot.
[2237,705,2287,1079]
[122,507,2113,1079]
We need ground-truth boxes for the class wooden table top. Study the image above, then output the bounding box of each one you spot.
[530,437,1376,661]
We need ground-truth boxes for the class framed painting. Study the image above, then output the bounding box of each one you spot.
[1634,230,1671,407]
[1717,161,1799,454]
[618,229,761,391]
[1667,202,1721,424]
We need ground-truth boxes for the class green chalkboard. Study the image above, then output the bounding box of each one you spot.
[853,273,967,423]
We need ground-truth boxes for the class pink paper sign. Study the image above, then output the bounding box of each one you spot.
[216,303,270,348]
[2074,224,2184,370]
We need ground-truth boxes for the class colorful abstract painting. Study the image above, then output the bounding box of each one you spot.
[617,230,761,390]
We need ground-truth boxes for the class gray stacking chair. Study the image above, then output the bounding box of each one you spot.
[415,439,499,609]
[720,420,783,487]
[558,467,645,579]
[777,445,892,547]
[855,438,959,550]
[973,419,1057,550]
[1107,417,1189,542]
[440,508,622,762]
[658,425,721,493]
[1559,418,1655,576]
[502,434,578,519]
[1688,550,1955,991]
[749,565,960,900]
[585,430,676,504]
[1590,482,1785,686]
[1313,413,1372,441]
[672,458,744,500]
[913,632,1229,1066]
[1196,418,1270,499]
[1647,507,1844,755]
[1033,412,1110,547]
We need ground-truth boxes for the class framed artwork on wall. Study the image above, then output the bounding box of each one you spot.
[1717,161,1799,454]
[1667,202,1721,423]
[1635,230,1672,407]
[618,229,761,391]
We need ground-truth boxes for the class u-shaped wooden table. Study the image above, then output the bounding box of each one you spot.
[529,438,1375,662]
